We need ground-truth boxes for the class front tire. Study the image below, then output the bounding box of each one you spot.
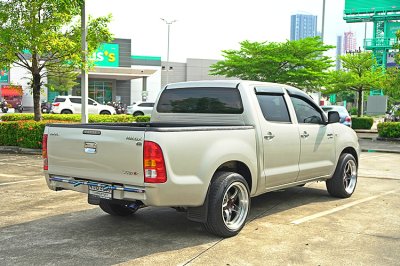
[326,153,358,198]
[99,200,137,216]
[204,172,250,237]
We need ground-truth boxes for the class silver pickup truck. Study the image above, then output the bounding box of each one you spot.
[43,80,360,237]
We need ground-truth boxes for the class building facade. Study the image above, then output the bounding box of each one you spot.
[336,35,343,70]
[343,31,358,53]
[2,38,231,108]
[290,14,318,41]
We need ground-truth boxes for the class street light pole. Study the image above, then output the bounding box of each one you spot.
[321,0,326,42]
[81,0,88,123]
[161,18,176,85]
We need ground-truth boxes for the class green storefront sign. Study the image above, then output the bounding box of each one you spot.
[387,22,400,39]
[90,43,119,67]
[0,69,9,83]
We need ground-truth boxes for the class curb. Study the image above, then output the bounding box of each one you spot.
[361,148,400,154]
[0,146,41,155]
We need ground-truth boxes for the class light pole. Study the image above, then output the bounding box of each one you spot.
[81,0,88,123]
[161,18,177,85]
[321,0,326,42]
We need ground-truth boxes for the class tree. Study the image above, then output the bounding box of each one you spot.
[45,64,79,93]
[382,67,400,109]
[325,52,386,117]
[210,37,334,91]
[0,0,113,121]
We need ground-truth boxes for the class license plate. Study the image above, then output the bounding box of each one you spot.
[88,185,112,199]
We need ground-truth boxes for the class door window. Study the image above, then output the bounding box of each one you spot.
[291,97,324,124]
[256,94,291,123]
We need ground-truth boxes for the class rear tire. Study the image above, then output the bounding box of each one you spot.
[100,110,111,115]
[326,153,357,198]
[203,172,250,237]
[99,200,137,216]
[61,109,72,114]
[133,111,144,116]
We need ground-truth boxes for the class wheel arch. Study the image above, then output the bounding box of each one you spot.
[211,161,253,194]
[340,147,358,165]
[61,109,73,114]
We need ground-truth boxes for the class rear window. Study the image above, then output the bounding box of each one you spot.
[157,87,243,114]
[54,98,66,103]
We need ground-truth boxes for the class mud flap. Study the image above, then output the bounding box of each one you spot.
[187,191,209,223]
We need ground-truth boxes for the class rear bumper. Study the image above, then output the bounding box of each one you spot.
[44,173,206,207]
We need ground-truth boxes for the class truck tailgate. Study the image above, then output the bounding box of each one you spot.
[47,126,145,186]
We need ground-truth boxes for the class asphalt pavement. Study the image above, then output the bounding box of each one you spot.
[0,152,399,265]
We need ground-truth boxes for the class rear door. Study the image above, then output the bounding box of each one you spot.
[47,125,145,186]
[290,96,336,181]
[255,87,301,188]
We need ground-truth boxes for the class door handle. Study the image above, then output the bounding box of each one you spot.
[301,131,309,138]
[264,132,275,140]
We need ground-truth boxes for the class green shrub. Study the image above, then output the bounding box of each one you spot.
[349,107,358,116]
[0,122,18,146]
[377,122,400,138]
[1,113,136,123]
[135,115,151,122]
[351,116,374,129]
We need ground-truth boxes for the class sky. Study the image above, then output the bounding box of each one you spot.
[86,0,369,62]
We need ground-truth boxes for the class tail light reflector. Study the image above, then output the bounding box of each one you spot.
[52,102,60,106]
[42,134,48,170]
[345,116,351,122]
[143,141,167,183]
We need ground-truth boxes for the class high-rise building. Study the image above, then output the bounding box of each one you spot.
[290,14,318,41]
[343,31,358,53]
[336,35,343,70]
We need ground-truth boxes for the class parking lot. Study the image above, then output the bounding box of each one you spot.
[0,152,399,265]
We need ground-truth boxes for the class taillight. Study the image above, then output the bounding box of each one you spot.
[345,116,351,122]
[52,102,60,106]
[42,134,48,170]
[143,141,167,183]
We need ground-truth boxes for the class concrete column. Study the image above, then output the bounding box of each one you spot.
[142,77,148,102]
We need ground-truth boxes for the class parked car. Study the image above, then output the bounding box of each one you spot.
[51,96,116,115]
[44,80,359,237]
[127,101,154,116]
[320,105,352,127]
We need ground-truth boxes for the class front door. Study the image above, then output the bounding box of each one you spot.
[290,96,336,181]
[255,91,301,188]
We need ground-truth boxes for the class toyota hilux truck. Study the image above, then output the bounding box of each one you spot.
[43,80,360,237]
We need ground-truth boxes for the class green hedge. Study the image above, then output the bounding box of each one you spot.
[1,113,137,123]
[0,115,151,149]
[377,122,400,138]
[351,117,374,130]
[0,120,74,149]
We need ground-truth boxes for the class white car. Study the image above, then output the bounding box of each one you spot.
[51,96,116,115]
[126,102,154,116]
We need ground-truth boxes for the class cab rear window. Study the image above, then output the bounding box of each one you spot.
[157,87,243,114]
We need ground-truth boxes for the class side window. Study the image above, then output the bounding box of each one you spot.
[256,94,291,123]
[70,98,81,104]
[291,97,324,124]
[54,98,66,103]
[88,99,95,105]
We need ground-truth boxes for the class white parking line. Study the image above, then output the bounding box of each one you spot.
[0,179,42,186]
[291,189,399,225]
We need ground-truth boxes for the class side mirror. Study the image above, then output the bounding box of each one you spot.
[328,111,340,124]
